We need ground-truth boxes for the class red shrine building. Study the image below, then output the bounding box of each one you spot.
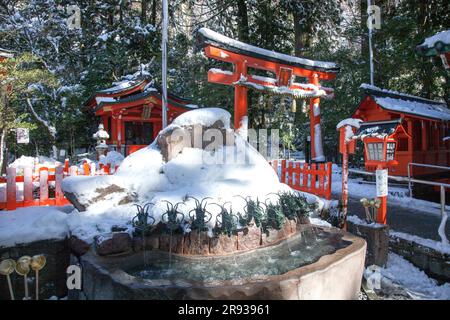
[85,78,195,155]
[353,84,450,178]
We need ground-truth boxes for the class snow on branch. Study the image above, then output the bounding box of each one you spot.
[26,98,56,139]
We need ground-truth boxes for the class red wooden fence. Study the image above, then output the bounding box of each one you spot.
[0,160,119,211]
[270,159,332,200]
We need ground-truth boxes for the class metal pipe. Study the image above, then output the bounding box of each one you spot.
[367,0,374,85]
[348,168,450,188]
[408,162,450,171]
[439,186,449,245]
[161,0,168,129]
[407,162,412,198]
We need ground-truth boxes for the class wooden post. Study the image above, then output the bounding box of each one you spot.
[23,167,33,206]
[6,167,16,210]
[280,159,287,184]
[39,168,49,205]
[69,165,78,176]
[64,159,69,174]
[116,114,122,153]
[325,162,332,200]
[308,73,324,162]
[376,164,388,225]
[83,162,90,176]
[421,120,427,151]
[55,166,64,205]
[341,141,349,230]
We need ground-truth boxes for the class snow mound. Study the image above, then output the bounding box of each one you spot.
[172,107,231,129]
[99,151,125,166]
[61,108,321,242]
[0,206,71,247]
[9,155,62,170]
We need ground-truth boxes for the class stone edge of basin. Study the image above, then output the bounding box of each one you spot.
[77,226,367,300]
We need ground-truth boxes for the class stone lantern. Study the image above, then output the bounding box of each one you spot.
[93,123,109,159]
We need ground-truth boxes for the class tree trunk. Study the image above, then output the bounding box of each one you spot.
[360,0,368,58]
[0,127,7,175]
[151,0,157,26]
[141,0,148,24]
[292,10,311,56]
[236,0,249,42]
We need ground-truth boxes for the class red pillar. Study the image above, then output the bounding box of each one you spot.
[116,114,122,153]
[308,73,324,162]
[234,61,248,131]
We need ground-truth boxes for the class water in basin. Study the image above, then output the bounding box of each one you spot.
[127,227,351,282]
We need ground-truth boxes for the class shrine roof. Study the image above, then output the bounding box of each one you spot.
[196,28,339,73]
[416,29,450,57]
[355,119,402,139]
[360,83,450,121]
[97,78,148,95]
[0,48,14,58]
[95,88,195,112]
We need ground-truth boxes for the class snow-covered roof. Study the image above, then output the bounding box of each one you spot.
[336,118,362,130]
[0,48,14,58]
[361,83,450,121]
[196,28,339,73]
[355,119,402,139]
[97,78,147,94]
[416,29,450,56]
[95,88,196,111]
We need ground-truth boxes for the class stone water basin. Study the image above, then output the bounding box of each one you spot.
[79,226,366,300]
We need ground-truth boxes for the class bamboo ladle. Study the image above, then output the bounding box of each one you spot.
[0,259,16,300]
[30,255,46,300]
[15,256,31,300]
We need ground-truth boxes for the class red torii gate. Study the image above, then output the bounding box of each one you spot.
[196,28,339,161]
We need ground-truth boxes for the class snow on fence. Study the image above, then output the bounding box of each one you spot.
[270,159,332,200]
[0,160,119,211]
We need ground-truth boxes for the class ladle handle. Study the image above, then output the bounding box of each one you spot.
[35,271,39,300]
[6,275,14,300]
[24,275,29,300]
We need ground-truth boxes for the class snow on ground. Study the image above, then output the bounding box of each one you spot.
[0,206,71,247]
[390,230,450,255]
[347,214,386,229]
[379,252,450,300]
[331,164,449,215]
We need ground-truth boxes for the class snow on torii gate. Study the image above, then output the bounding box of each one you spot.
[196,28,339,162]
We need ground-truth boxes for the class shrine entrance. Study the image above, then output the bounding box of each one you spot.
[196,28,339,162]
[124,121,154,146]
